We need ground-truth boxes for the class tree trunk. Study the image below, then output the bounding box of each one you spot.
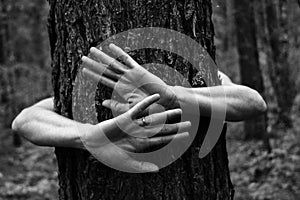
[48,0,234,199]
[0,0,8,64]
[233,0,267,140]
[264,0,296,128]
[32,0,46,67]
[213,0,229,51]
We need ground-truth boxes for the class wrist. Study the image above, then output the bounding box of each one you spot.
[81,119,119,148]
[77,122,111,150]
[165,86,181,109]
[74,123,96,149]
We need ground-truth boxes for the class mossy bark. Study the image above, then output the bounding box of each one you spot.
[48,0,234,199]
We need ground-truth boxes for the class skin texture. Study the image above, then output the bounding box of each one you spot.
[12,94,191,173]
[12,44,267,172]
[82,44,267,122]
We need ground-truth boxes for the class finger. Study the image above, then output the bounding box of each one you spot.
[102,99,130,114]
[154,121,192,136]
[135,103,166,119]
[109,43,139,69]
[94,145,159,173]
[146,132,189,146]
[90,47,127,74]
[130,94,160,118]
[141,109,182,126]
[82,56,121,80]
[131,121,191,139]
[124,158,159,173]
[82,68,116,89]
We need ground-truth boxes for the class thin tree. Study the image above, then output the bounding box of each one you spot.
[264,0,296,128]
[31,0,47,67]
[0,0,21,146]
[233,0,268,140]
[48,0,234,199]
[0,0,8,63]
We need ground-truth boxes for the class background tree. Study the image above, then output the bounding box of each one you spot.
[1,0,299,199]
[212,0,235,53]
[0,0,20,145]
[0,0,51,147]
[48,0,234,199]
[263,0,297,128]
[233,0,268,141]
[0,0,8,63]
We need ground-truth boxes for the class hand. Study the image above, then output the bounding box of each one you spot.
[81,44,179,111]
[80,94,191,173]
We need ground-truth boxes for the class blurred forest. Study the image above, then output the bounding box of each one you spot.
[0,0,299,199]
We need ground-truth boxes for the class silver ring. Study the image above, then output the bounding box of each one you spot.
[141,117,147,127]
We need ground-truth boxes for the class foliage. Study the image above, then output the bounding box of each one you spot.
[227,128,300,200]
[0,128,58,200]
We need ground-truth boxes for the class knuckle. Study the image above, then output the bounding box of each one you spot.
[161,125,169,133]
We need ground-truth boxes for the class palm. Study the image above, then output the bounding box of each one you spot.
[82,44,178,110]
[114,79,147,105]
[87,136,153,172]
[80,94,191,173]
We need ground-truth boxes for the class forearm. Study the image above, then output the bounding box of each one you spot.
[171,85,267,122]
[12,106,87,149]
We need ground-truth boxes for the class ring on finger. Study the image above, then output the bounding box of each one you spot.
[141,117,148,127]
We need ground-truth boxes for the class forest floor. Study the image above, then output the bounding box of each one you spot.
[0,123,299,200]
[227,122,300,200]
[0,126,58,200]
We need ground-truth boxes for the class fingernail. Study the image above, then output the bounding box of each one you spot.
[102,101,108,107]
[90,47,98,52]
[187,121,192,127]
[148,165,159,173]
[81,56,86,61]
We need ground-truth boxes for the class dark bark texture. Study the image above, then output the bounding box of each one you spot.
[233,0,267,140]
[48,0,234,199]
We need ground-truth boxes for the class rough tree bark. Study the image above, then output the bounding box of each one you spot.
[48,0,234,199]
[264,0,296,127]
[233,0,267,140]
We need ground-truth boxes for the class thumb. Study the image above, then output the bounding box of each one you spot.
[93,144,159,173]
[127,159,159,173]
[102,99,130,114]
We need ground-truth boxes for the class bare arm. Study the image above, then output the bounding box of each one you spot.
[171,71,267,122]
[11,97,86,148]
[11,96,190,150]
[82,44,267,123]
[218,71,267,121]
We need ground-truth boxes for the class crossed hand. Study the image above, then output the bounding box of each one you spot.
[82,44,179,113]
[80,44,189,173]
